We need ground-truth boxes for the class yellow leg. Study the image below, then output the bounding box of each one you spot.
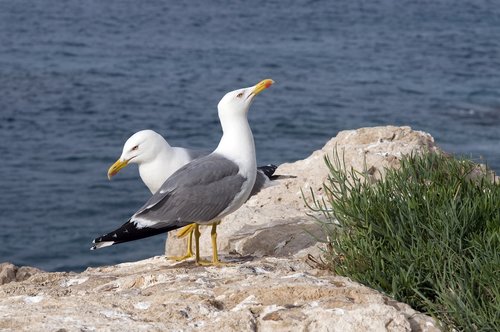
[167,224,198,261]
[211,223,220,264]
[176,224,196,238]
[193,224,206,264]
[194,224,200,261]
[196,221,225,266]
[186,229,193,258]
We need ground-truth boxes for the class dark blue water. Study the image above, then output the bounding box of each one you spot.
[1,0,499,272]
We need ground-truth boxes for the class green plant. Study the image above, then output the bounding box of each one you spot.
[307,151,500,331]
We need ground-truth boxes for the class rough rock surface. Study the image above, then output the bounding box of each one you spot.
[167,126,438,258]
[0,256,439,332]
[0,262,42,286]
[0,126,443,331]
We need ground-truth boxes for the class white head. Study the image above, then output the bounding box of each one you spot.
[217,79,274,121]
[107,130,169,179]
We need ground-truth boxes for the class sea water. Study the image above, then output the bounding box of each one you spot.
[0,0,499,271]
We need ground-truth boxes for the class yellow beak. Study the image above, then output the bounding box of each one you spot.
[107,159,128,180]
[250,78,274,97]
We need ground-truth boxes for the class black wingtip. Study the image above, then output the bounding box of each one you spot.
[257,164,278,179]
[91,219,180,250]
[270,174,297,180]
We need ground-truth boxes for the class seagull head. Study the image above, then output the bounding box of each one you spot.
[217,79,274,118]
[107,130,166,180]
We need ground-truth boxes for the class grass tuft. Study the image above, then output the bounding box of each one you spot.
[306,151,500,331]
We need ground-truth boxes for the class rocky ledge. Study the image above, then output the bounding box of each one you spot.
[167,125,439,259]
[0,257,439,332]
[1,126,442,331]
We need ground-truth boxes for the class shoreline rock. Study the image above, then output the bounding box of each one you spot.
[1,126,443,331]
[0,256,439,331]
[167,126,439,258]
[0,262,42,286]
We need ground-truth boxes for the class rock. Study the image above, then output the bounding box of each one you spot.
[166,126,438,259]
[0,262,43,285]
[0,127,443,331]
[0,256,440,331]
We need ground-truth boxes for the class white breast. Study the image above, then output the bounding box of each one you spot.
[138,147,195,194]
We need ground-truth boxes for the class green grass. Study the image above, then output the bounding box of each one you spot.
[306,151,500,331]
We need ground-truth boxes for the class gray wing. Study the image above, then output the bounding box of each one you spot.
[248,170,269,198]
[132,154,246,228]
[248,164,278,198]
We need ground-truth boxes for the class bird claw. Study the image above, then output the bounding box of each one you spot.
[195,258,229,267]
[167,251,194,262]
[195,258,213,266]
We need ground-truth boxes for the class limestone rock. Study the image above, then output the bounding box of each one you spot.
[0,256,439,331]
[0,262,43,285]
[166,126,438,259]
[0,127,443,331]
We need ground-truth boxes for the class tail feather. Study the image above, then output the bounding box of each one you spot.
[270,174,297,180]
[257,164,278,179]
[91,220,180,250]
[257,164,296,181]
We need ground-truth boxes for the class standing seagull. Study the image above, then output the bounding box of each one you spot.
[92,79,274,265]
[106,129,279,261]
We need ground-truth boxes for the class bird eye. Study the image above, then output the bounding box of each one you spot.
[236,92,244,98]
[131,145,139,151]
